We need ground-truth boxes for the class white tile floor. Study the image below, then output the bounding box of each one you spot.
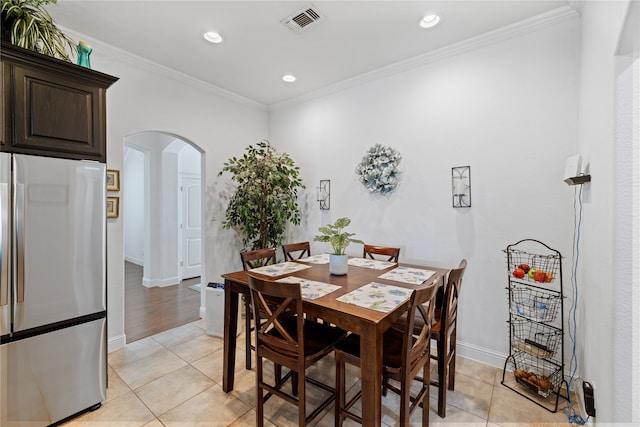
[63,319,572,426]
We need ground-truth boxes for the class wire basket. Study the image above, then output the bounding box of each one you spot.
[509,318,562,359]
[508,285,561,323]
[506,352,562,398]
[504,248,560,285]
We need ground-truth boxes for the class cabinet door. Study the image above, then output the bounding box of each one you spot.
[7,64,106,161]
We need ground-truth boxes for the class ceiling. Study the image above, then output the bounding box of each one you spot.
[48,1,573,106]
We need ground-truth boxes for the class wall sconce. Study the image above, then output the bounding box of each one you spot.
[317,179,330,210]
[452,166,471,208]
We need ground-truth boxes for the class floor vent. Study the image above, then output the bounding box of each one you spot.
[281,4,324,32]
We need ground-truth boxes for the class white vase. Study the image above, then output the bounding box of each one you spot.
[329,254,348,275]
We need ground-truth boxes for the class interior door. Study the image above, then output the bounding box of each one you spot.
[181,176,201,280]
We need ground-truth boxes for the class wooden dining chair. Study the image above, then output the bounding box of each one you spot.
[430,258,467,418]
[363,244,400,262]
[246,273,347,426]
[334,282,438,426]
[282,241,311,261]
[240,248,277,369]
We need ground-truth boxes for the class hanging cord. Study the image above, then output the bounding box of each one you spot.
[563,184,589,425]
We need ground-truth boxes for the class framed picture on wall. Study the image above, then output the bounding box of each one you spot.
[106,169,120,191]
[107,196,119,218]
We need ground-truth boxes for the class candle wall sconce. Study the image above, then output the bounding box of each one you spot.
[452,166,471,208]
[317,179,330,210]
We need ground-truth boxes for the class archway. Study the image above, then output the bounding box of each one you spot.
[123,131,205,342]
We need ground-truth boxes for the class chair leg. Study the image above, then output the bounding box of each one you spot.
[399,373,410,426]
[422,362,430,427]
[245,298,252,369]
[335,353,346,427]
[256,354,264,427]
[298,367,306,427]
[437,337,447,418]
[448,332,457,390]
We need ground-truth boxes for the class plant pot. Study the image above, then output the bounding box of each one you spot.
[329,254,348,275]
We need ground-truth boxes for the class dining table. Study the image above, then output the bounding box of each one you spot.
[221,255,448,426]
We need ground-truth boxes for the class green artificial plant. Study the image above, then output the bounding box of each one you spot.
[314,217,364,255]
[218,140,304,250]
[1,0,75,61]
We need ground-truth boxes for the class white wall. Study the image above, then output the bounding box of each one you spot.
[62,30,270,352]
[123,147,144,265]
[577,0,638,423]
[270,19,581,367]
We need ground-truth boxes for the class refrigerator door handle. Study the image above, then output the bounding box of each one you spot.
[1,182,8,307]
[15,182,25,303]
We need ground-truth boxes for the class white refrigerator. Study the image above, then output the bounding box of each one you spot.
[0,153,107,426]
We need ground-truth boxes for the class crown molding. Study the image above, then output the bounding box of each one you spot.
[270,5,580,111]
[59,26,268,112]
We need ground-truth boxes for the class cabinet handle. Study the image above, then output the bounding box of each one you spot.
[15,182,24,303]
[0,183,8,307]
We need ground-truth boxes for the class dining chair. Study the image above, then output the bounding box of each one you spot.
[282,241,311,261]
[430,258,467,417]
[363,244,400,262]
[246,273,347,426]
[334,282,438,426]
[240,248,278,369]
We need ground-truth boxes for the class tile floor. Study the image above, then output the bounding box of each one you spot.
[63,319,572,426]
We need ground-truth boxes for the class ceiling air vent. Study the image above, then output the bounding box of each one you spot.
[281,4,324,32]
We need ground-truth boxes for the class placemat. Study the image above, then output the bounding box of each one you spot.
[336,282,412,313]
[276,276,341,300]
[378,266,436,285]
[298,253,330,264]
[347,257,396,270]
[249,261,311,277]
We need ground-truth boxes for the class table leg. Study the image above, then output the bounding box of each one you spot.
[222,279,239,392]
[359,323,383,426]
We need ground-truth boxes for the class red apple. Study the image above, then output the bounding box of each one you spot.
[512,268,525,279]
[533,271,547,282]
[518,263,531,273]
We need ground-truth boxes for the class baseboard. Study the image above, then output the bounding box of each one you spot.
[108,333,126,353]
[457,340,509,369]
[142,276,180,288]
[124,255,143,266]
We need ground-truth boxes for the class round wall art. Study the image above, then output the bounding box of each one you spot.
[355,144,402,194]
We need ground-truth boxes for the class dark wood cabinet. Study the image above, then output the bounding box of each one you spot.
[1,42,118,162]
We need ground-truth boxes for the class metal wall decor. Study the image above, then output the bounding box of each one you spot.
[317,179,330,210]
[355,144,402,194]
[452,166,471,208]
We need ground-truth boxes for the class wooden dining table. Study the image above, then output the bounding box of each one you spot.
[221,258,447,426]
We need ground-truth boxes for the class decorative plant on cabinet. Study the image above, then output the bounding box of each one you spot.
[218,140,304,251]
[1,0,75,61]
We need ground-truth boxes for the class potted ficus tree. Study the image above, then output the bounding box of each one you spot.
[314,217,363,275]
[1,0,75,61]
[218,140,304,252]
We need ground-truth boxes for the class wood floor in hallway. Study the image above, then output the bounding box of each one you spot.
[124,261,201,343]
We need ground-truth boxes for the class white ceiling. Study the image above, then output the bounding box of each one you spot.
[48,1,572,106]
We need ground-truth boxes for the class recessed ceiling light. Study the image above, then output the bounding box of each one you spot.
[282,74,296,83]
[419,14,441,29]
[203,31,222,44]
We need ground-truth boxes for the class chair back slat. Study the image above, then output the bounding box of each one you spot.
[363,244,400,262]
[282,242,311,261]
[247,273,303,359]
[241,248,277,270]
[403,283,438,375]
[441,259,467,337]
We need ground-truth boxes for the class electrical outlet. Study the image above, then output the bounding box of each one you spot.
[583,381,596,417]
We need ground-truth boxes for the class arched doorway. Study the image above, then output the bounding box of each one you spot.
[123,131,204,342]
